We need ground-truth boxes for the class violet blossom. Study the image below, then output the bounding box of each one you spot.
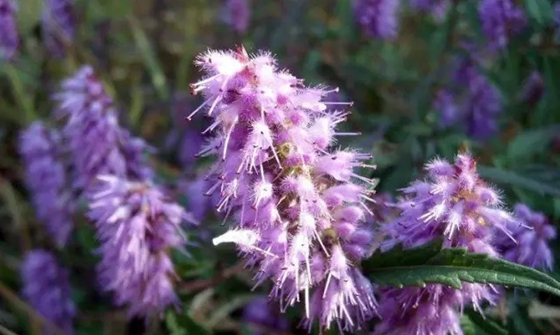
[496,203,556,270]
[376,152,516,334]
[188,46,378,331]
[243,296,289,335]
[478,0,526,50]
[21,250,75,334]
[223,0,250,34]
[353,0,400,39]
[42,0,76,57]
[0,0,18,61]
[54,65,152,193]
[18,121,74,247]
[87,175,196,318]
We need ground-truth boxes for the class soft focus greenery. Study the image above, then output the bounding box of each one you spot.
[1,0,560,334]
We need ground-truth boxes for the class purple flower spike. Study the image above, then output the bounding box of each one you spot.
[88,175,195,318]
[19,121,74,247]
[223,0,250,34]
[478,0,526,50]
[54,65,152,192]
[496,203,556,270]
[354,0,399,39]
[21,250,75,334]
[376,151,513,334]
[243,296,289,335]
[189,46,378,331]
[42,0,77,57]
[453,59,502,140]
[0,0,18,61]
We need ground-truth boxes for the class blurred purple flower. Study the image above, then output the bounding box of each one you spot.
[223,0,250,34]
[189,47,378,331]
[354,0,399,39]
[42,0,76,57]
[433,89,459,127]
[521,71,545,107]
[478,0,526,50]
[21,250,75,334]
[376,152,515,334]
[19,122,74,247]
[455,61,502,140]
[54,65,152,192]
[243,296,289,335]
[179,129,204,167]
[88,175,196,318]
[0,0,18,61]
[496,203,556,270]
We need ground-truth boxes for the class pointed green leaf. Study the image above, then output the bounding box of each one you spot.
[523,0,554,25]
[464,309,508,335]
[364,240,560,297]
[477,165,560,197]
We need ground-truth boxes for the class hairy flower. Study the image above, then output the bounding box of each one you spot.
[21,250,75,334]
[376,152,513,334]
[19,121,74,247]
[354,0,399,39]
[223,0,250,34]
[478,0,526,50]
[42,0,76,57]
[243,296,289,335]
[188,46,378,331]
[54,65,152,192]
[496,203,556,270]
[0,0,18,61]
[87,175,195,318]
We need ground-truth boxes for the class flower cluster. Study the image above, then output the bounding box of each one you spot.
[435,58,502,140]
[42,0,76,57]
[376,152,516,334]
[87,175,195,318]
[223,0,250,34]
[478,0,526,50]
[189,47,377,331]
[18,121,74,247]
[0,0,18,61]
[21,250,75,334]
[54,65,152,192]
[353,0,399,40]
[243,296,289,335]
[496,203,556,270]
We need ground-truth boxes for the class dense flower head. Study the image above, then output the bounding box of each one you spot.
[21,249,75,334]
[42,0,76,57]
[353,0,399,39]
[0,0,18,61]
[376,151,512,334]
[87,175,195,318]
[496,203,556,270]
[438,58,502,140]
[18,121,74,247]
[54,65,152,192]
[189,46,378,331]
[223,0,250,34]
[243,296,289,335]
[478,0,526,50]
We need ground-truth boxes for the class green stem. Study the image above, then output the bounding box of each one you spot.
[4,64,36,124]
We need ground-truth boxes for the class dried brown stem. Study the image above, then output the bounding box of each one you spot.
[179,262,246,293]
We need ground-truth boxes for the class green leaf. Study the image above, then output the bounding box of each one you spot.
[477,165,560,197]
[523,0,554,26]
[165,310,210,335]
[506,126,560,161]
[464,309,508,335]
[364,239,560,297]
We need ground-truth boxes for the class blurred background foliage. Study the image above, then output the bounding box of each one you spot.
[1,0,560,334]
